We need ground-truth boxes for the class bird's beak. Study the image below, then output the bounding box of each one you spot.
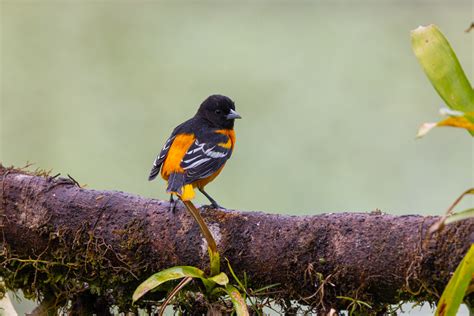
[226,109,242,120]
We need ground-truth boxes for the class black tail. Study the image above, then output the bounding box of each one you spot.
[166,173,185,194]
[148,165,160,181]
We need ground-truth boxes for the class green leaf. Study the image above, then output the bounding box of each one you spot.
[132,266,205,302]
[435,244,474,316]
[209,246,221,277]
[226,259,246,293]
[252,283,280,294]
[411,24,474,137]
[411,24,473,113]
[207,272,229,286]
[225,285,249,316]
[445,208,474,225]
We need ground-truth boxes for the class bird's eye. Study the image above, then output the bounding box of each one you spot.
[214,109,222,114]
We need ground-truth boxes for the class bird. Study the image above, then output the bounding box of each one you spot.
[148,94,241,210]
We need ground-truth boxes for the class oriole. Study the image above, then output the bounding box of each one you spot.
[148,94,241,209]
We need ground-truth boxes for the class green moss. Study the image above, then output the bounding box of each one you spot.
[0,218,150,313]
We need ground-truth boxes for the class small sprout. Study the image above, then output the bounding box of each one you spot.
[133,200,251,315]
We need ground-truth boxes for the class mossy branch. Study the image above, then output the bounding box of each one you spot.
[0,165,473,314]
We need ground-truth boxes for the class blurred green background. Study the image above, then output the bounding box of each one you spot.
[0,1,472,314]
[1,1,472,215]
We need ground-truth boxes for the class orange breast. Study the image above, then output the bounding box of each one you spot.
[161,129,236,189]
[161,134,195,180]
[215,129,236,149]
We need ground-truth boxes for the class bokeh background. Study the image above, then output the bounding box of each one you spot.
[1,0,472,315]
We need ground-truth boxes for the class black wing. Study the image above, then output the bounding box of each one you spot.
[181,139,232,184]
[148,118,195,181]
[148,135,175,181]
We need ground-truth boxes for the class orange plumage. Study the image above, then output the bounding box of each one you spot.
[148,95,241,208]
[160,134,195,178]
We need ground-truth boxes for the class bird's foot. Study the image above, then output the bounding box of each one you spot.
[169,194,179,213]
[201,202,225,210]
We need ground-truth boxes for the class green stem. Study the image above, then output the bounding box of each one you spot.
[182,200,220,276]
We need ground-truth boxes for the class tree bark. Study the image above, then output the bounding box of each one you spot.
[1,165,472,314]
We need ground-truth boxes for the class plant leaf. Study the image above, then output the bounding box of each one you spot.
[226,259,246,293]
[411,24,473,113]
[132,266,205,302]
[429,188,474,234]
[207,272,229,286]
[252,283,281,294]
[435,244,474,316]
[417,113,474,138]
[225,285,250,316]
[208,246,221,277]
[444,208,474,225]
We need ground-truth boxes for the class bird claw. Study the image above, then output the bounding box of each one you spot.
[168,195,179,213]
[201,203,225,210]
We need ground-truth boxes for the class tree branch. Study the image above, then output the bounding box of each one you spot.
[0,165,472,313]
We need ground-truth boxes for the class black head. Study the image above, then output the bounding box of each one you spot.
[195,94,241,129]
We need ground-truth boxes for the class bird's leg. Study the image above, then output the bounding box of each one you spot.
[169,194,177,213]
[198,187,224,209]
